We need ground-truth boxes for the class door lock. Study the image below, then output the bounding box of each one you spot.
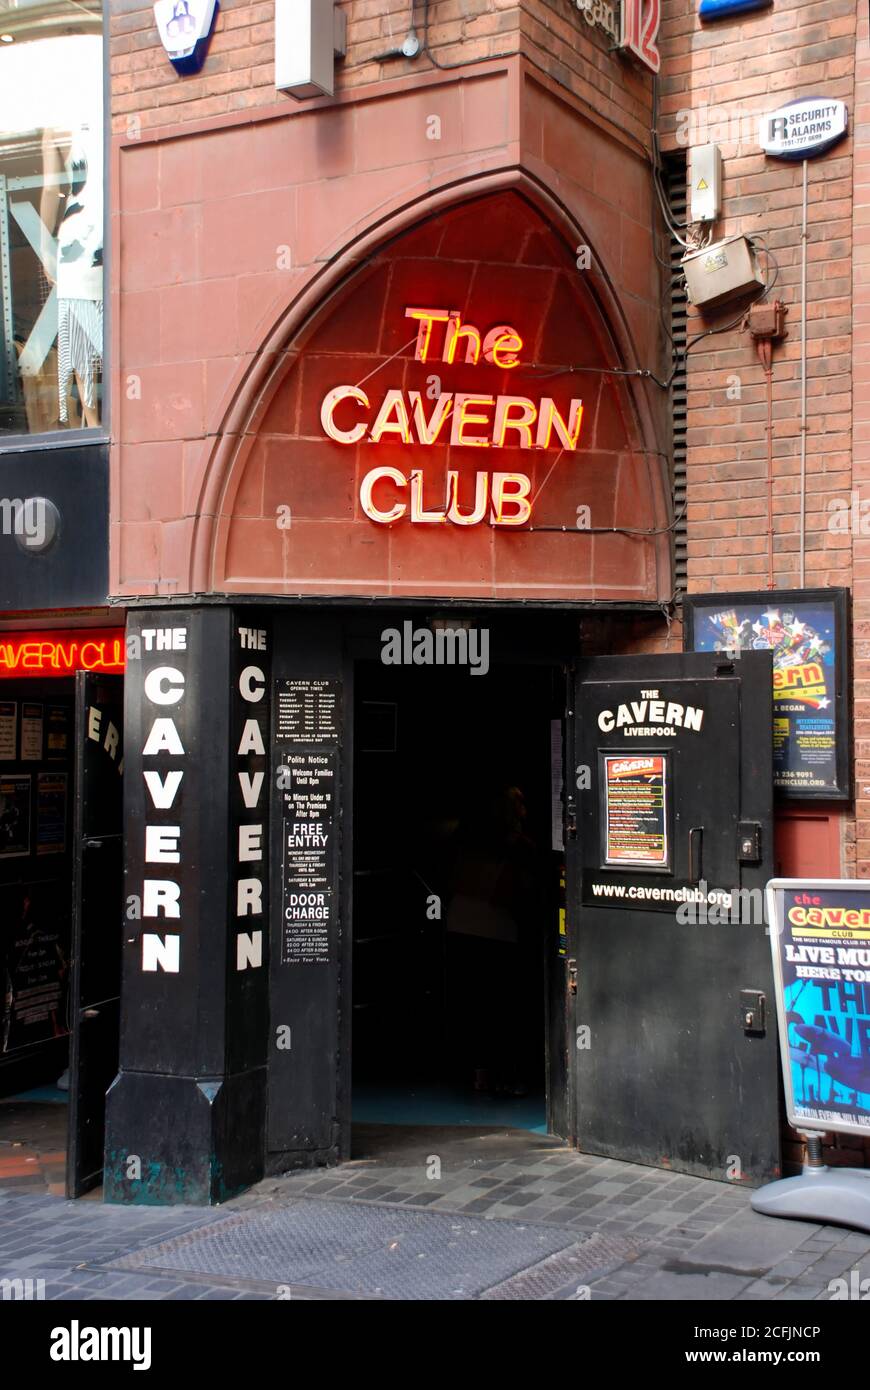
[737,821,761,863]
[567,958,578,996]
[740,989,766,1034]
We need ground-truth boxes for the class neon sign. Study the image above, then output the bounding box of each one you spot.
[619,0,661,74]
[320,307,584,527]
[0,629,126,678]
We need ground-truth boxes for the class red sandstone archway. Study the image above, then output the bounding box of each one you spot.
[208,187,671,602]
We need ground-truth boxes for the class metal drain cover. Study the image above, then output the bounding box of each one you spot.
[104,1199,639,1300]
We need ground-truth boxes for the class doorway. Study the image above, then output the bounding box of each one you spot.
[0,677,76,1193]
[350,658,565,1151]
[0,669,123,1197]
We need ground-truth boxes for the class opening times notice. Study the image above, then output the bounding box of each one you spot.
[276,679,340,744]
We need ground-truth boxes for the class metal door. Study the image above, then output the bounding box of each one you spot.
[66,672,123,1197]
[569,652,779,1183]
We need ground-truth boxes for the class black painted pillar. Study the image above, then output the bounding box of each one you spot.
[104,607,270,1204]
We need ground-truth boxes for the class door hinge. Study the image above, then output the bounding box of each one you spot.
[566,795,577,840]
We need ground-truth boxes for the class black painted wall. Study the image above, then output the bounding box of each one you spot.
[0,444,108,610]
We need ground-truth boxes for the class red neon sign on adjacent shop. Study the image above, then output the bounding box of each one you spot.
[0,629,126,678]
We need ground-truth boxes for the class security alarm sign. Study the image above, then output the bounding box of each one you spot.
[759,98,848,160]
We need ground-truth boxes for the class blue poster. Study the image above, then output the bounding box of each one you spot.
[770,885,870,1135]
[690,599,838,794]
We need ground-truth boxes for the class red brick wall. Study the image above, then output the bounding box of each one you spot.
[659,0,856,597]
[658,0,857,884]
[853,0,870,880]
[110,1,651,141]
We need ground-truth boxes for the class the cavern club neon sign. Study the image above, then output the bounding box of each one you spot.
[319,307,584,527]
[0,630,126,677]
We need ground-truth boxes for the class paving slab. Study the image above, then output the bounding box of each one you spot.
[676,1208,822,1274]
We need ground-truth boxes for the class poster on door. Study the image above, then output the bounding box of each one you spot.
[36,773,67,855]
[602,753,669,868]
[0,882,69,1053]
[0,774,31,858]
[0,702,16,760]
[21,703,43,761]
[684,588,850,800]
[767,880,870,1137]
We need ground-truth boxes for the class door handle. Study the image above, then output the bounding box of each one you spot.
[688,826,703,883]
[567,958,578,996]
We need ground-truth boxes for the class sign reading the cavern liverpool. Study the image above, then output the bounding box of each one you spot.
[683,588,851,800]
[767,879,870,1137]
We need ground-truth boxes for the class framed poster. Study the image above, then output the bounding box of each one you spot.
[36,773,67,856]
[0,701,16,760]
[1,881,70,1054]
[46,704,70,760]
[601,752,670,869]
[21,702,43,760]
[0,774,31,857]
[766,878,870,1137]
[683,588,851,800]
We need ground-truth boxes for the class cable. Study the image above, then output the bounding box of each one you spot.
[526,498,688,538]
[422,0,502,70]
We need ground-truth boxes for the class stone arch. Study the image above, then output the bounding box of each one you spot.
[196,173,672,601]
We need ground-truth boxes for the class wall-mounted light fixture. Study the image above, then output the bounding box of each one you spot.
[275,0,347,100]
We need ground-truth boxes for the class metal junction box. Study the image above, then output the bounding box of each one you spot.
[682,235,765,311]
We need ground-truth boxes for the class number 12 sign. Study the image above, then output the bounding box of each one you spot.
[620,0,661,74]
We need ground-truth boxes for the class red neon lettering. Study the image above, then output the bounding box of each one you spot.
[0,630,126,678]
[536,398,584,450]
[443,314,482,366]
[450,394,494,448]
[405,307,451,362]
[483,326,523,369]
[408,392,453,445]
[493,396,538,449]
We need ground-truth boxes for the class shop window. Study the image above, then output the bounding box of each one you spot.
[0,1,104,438]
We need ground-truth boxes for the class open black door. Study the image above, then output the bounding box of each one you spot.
[569,651,779,1184]
[66,671,124,1197]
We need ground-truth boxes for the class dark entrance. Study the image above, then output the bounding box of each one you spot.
[0,668,122,1197]
[570,652,779,1183]
[350,659,564,1146]
[67,671,123,1197]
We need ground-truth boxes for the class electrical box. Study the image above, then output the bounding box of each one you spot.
[682,235,765,311]
[275,0,346,100]
[690,144,722,223]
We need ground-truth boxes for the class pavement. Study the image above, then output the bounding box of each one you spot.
[2,1122,870,1300]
